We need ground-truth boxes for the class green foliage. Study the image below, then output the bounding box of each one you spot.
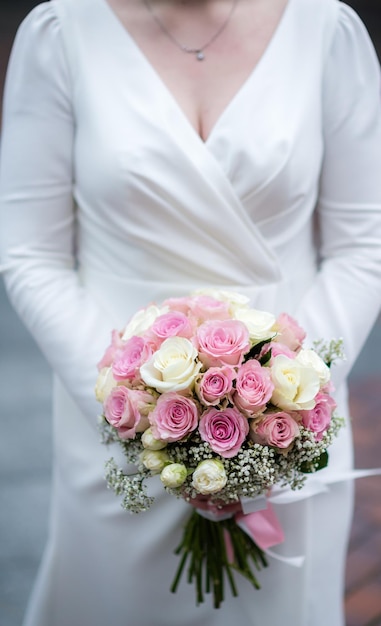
[300,450,329,474]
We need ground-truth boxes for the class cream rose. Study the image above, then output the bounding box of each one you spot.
[94,366,118,404]
[233,307,276,344]
[140,337,202,393]
[140,449,169,473]
[160,463,188,488]
[191,459,227,495]
[122,304,169,340]
[270,354,320,411]
[295,349,331,387]
[141,427,167,450]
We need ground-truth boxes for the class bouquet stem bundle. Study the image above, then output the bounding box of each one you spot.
[171,510,267,608]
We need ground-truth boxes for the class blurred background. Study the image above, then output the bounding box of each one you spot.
[0,1,380,625]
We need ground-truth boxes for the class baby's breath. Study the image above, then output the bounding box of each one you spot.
[104,458,154,513]
[98,415,121,445]
[100,413,344,513]
[313,338,345,367]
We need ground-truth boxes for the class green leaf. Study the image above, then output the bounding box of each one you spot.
[244,337,272,362]
[300,450,329,473]
[259,348,272,366]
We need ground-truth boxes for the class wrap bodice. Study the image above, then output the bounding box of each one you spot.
[67,0,326,316]
[1,0,381,421]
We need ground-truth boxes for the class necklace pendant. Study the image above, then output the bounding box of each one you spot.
[196,50,205,61]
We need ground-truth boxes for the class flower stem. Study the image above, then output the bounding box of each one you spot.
[171,510,267,608]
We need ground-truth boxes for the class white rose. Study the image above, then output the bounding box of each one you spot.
[191,459,227,495]
[271,354,320,411]
[122,304,169,340]
[295,349,331,387]
[140,337,202,393]
[94,367,118,403]
[141,427,167,450]
[160,463,188,488]
[140,449,169,473]
[233,308,276,344]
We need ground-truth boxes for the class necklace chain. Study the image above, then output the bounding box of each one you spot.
[142,0,239,60]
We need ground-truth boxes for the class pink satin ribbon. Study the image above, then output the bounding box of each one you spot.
[235,501,285,550]
[222,502,285,564]
[194,497,285,552]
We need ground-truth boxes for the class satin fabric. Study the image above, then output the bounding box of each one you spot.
[1,0,381,624]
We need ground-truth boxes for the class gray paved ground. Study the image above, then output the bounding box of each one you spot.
[0,280,380,626]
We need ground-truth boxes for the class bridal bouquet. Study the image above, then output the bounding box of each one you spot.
[95,290,343,608]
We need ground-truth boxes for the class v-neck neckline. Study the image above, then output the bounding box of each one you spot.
[98,0,295,145]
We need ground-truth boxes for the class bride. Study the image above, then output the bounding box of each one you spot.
[1,0,381,624]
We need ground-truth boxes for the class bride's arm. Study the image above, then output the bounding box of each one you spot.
[296,4,381,388]
[0,5,111,424]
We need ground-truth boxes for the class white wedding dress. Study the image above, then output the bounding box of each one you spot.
[1,0,381,624]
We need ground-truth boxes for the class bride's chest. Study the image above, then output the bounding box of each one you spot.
[73,57,324,227]
[103,0,290,143]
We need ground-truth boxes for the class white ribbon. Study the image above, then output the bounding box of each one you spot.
[195,508,235,522]
[239,467,381,568]
[268,467,381,506]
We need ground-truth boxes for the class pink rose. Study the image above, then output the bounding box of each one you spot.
[149,393,199,442]
[196,320,250,367]
[189,295,230,322]
[261,341,296,364]
[273,313,306,352]
[104,387,154,439]
[97,329,123,370]
[112,336,153,381]
[199,407,249,458]
[233,360,274,415]
[321,380,335,394]
[250,411,300,449]
[300,392,336,440]
[162,296,192,315]
[196,366,236,406]
[151,311,193,341]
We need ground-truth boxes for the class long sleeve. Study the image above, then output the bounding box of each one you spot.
[0,4,111,424]
[296,3,381,387]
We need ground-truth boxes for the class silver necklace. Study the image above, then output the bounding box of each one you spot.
[142,0,239,61]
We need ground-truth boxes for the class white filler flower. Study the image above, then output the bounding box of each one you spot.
[140,449,169,473]
[192,459,228,495]
[141,427,167,451]
[160,463,188,488]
